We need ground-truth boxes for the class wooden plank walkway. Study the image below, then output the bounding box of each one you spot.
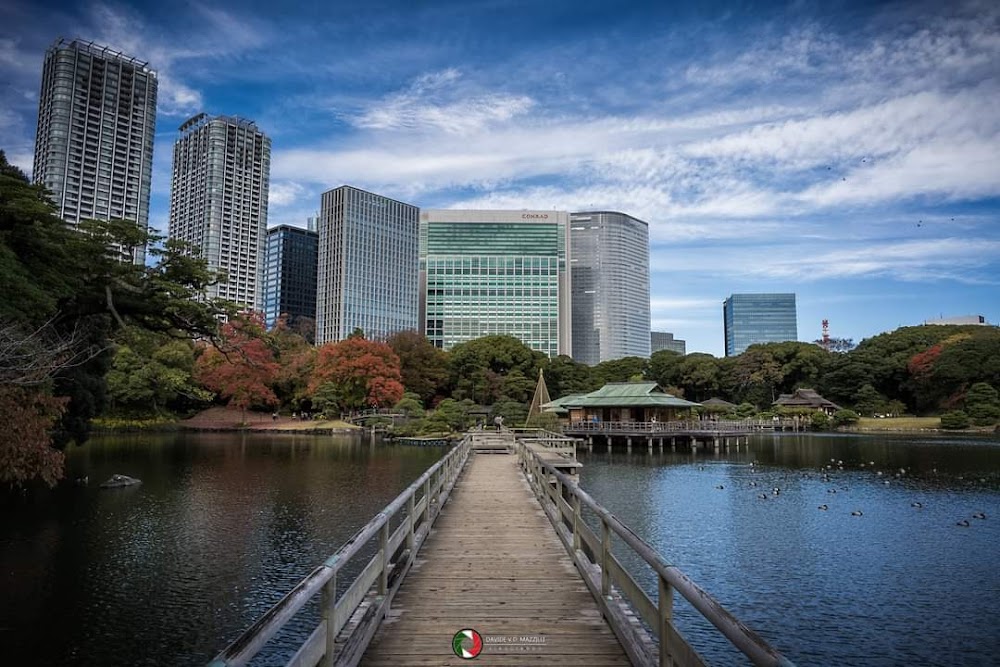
[360,452,631,666]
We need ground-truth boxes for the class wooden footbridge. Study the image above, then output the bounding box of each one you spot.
[208,430,795,667]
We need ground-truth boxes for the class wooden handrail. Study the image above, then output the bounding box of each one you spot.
[207,436,472,667]
[515,437,796,667]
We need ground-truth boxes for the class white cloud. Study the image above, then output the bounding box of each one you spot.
[350,69,535,134]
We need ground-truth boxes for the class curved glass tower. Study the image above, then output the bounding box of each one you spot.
[570,211,651,365]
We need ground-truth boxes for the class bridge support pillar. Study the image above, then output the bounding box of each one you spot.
[670,437,676,451]
[713,437,720,451]
[647,437,653,454]
[626,437,632,452]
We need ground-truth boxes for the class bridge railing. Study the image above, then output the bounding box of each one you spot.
[510,427,579,457]
[516,441,796,667]
[567,420,757,434]
[207,436,472,667]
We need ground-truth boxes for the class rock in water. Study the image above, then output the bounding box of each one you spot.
[100,474,142,488]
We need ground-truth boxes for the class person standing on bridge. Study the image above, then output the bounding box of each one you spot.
[494,415,504,432]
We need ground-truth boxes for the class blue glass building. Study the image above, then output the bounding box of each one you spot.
[262,224,318,334]
[723,293,797,356]
[316,186,419,344]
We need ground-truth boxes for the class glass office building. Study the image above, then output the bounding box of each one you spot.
[723,293,797,356]
[420,210,572,357]
[651,331,686,355]
[32,39,157,264]
[570,211,650,365]
[316,186,419,344]
[262,224,318,332]
[169,113,270,311]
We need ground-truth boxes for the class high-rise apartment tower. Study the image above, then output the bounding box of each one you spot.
[723,293,797,356]
[420,210,572,357]
[570,211,650,365]
[168,113,271,310]
[316,186,419,344]
[32,39,157,263]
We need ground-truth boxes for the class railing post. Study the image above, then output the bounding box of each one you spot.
[321,570,337,667]
[659,574,674,667]
[572,494,581,552]
[423,476,431,524]
[601,517,611,597]
[406,493,415,552]
[379,520,389,595]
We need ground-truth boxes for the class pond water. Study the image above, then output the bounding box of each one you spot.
[0,432,445,666]
[577,432,1000,667]
[1,431,997,666]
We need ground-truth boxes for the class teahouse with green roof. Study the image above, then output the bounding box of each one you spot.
[547,382,700,423]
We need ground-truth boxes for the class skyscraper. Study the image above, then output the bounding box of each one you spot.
[32,39,157,263]
[316,186,419,344]
[651,331,686,355]
[723,293,797,356]
[168,113,271,310]
[570,211,650,365]
[262,223,318,333]
[420,210,572,357]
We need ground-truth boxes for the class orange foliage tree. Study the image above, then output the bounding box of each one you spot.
[194,312,279,423]
[0,386,67,489]
[309,337,404,413]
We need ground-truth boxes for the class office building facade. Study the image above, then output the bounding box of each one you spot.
[262,224,318,332]
[723,293,797,356]
[32,39,157,263]
[420,210,572,357]
[570,211,650,365]
[168,113,270,310]
[316,186,419,344]
[651,331,686,355]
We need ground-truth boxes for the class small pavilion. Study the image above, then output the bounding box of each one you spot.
[772,388,842,415]
[547,382,700,423]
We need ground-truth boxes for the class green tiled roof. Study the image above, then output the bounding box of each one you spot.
[551,382,701,409]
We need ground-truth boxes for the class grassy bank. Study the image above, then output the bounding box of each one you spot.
[854,416,941,431]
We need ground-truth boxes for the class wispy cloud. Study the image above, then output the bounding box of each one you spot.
[350,69,535,134]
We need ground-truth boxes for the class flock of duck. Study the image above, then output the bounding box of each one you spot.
[706,458,989,528]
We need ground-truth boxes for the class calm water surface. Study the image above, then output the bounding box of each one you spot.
[578,432,1000,667]
[0,432,445,666]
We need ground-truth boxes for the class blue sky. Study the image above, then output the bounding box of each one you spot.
[2,0,998,356]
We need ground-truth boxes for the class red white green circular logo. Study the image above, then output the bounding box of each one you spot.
[452,628,483,659]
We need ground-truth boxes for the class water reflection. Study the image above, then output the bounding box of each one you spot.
[0,432,445,666]
[578,432,1000,667]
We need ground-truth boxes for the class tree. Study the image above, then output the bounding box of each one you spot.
[593,356,649,386]
[964,382,1000,426]
[269,316,317,410]
[810,412,830,431]
[676,354,722,402]
[105,330,210,414]
[387,330,450,404]
[545,354,596,398]
[493,397,528,427]
[832,409,860,428]
[194,313,279,423]
[1,150,228,484]
[448,335,543,404]
[310,337,404,412]
[852,384,886,417]
[393,393,425,418]
[0,386,67,489]
[939,411,970,430]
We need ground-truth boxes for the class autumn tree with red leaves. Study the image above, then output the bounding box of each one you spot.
[309,337,404,414]
[194,313,279,424]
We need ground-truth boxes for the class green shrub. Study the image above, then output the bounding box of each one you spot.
[832,409,860,427]
[939,410,970,430]
[810,412,830,431]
